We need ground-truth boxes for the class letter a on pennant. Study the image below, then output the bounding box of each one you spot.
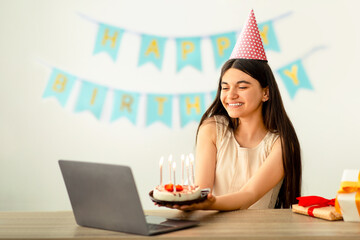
[138,34,167,70]
[43,68,76,106]
[93,23,124,61]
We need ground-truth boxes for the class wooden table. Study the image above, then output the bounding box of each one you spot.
[0,209,359,239]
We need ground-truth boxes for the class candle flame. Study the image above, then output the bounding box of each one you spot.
[159,156,164,166]
[189,153,194,162]
[168,154,173,163]
[172,161,176,169]
[181,154,185,161]
[185,156,190,166]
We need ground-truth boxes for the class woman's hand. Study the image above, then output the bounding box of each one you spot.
[155,193,216,211]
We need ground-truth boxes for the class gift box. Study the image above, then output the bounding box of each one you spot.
[335,169,360,222]
[292,196,342,221]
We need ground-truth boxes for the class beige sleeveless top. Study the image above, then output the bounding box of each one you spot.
[213,115,283,209]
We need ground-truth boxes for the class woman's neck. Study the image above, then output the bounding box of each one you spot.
[234,114,268,148]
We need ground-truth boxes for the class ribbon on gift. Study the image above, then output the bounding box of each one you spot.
[335,172,360,215]
[296,196,335,217]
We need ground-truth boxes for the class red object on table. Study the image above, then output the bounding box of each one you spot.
[297,196,335,217]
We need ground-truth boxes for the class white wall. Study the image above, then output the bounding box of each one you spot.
[0,0,359,211]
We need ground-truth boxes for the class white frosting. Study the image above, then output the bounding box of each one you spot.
[153,185,201,202]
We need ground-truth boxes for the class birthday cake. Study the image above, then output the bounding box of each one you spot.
[153,184,201,202]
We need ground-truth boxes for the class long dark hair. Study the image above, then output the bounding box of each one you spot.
[196,58,301,208]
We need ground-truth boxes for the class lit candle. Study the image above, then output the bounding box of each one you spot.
[172,161,176,192]
[159,156,164,186]
[185,156,190,186]
[181,154,185,185]
[189,154,195,187]
[168,154,173,183]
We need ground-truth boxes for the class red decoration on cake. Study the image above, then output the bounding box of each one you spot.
[153,154,202,202]
[164,184,174,192]
[164,184,185,192]
[230,9,267,61]
[175,185,184,191]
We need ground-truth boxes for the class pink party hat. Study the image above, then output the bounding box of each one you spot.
[230,9,267,61]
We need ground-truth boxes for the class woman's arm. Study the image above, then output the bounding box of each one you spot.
[194,118,217,191]
[157,119,218,210]
[179,137,284,211]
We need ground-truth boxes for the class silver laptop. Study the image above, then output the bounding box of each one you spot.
[58,160,199,236]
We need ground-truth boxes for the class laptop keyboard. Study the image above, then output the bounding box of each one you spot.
[147,223,172,231]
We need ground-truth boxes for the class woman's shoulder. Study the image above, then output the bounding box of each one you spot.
[213,114,229,124]
[265,131,281,152]
[267,131,280,141]
[198,117,217,144]
[199,115,232,145]
[199,116,217,132]
[199,115,229,132]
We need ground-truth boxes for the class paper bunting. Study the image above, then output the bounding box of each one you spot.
[179,93,206,127]
[93,23,124,61]
[210,32,237,68]
[42,67,216,128]
[87,12,289,70]
[43,43,320,125]
[146,94,173,127]
[210,90,217,102]
[138,34,167,70]
[258,20,280,52]
[277,59,313,99]
[41,11,323,127]
[111,90,140,124]
[42,68,76,106]
[175,37,202,71]
[74,81,108,119]
[274,46,326,99]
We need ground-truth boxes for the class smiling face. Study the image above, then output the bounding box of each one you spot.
[220,68,269,119]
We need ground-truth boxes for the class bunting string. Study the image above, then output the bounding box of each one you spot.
[79,12,292,71]
[41,63,216,128]
[276,45,326,99]
[40,10,323,127]
[41,46,321,127]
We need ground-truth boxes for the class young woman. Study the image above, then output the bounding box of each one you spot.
[160,10,301,211]
[170,58,301,211]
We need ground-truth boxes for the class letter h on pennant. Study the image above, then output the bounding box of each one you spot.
[93,23,124,61]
